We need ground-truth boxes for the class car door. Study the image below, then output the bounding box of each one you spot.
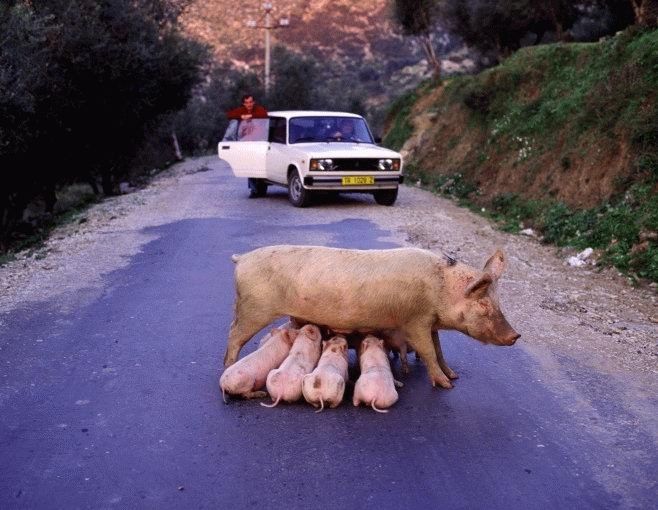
[266,117,290,184]
[217,119,269,178]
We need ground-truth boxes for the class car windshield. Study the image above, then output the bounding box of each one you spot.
[289,116,374,144]
[222,119,269,142]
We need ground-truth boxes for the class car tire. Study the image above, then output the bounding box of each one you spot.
[373,188,398,206]
[288,171,311,207]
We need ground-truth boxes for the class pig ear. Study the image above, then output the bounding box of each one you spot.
[483,249,506,280]
[464,273,493,299]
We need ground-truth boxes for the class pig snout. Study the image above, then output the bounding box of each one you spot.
[492,316,520,346]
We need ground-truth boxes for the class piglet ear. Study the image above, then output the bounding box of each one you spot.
[464,273,493,299]
[483,249,506,280]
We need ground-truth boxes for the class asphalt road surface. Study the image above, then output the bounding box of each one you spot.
[1,160,656,509]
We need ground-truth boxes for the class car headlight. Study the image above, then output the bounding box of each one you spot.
[378,158,400,171]
[310,158,334,171]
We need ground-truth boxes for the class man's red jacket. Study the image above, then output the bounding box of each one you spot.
[226,105,269,120]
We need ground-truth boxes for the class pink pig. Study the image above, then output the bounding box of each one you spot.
[302,336,349,412]
[353,335,403,413]
[225,246,519,389]
[219,327,296,402]
[261,324,322,408]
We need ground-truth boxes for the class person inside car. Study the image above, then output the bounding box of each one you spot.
[332,118,359,141]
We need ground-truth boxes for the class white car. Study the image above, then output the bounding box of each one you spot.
[217,111,404,207]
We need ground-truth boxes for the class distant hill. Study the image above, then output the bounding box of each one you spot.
[180,0,472,108]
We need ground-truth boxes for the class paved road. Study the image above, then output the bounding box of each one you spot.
[1,161,656,509]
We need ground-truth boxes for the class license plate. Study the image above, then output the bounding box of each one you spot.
[342,176,374,185]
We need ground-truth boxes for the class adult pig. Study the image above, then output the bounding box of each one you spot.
[219,326,296,402]
[302,336,349,412]
[226,245,520,389]
[261,324,322,407]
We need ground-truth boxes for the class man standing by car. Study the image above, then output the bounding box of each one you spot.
[226,94,268,121]
[226,94,269,197]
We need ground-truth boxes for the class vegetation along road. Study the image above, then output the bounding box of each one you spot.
[0,157,656,508]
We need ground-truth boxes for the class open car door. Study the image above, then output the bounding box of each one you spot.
[217,119,269,178]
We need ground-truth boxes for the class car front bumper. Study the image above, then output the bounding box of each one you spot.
[303,174,404,190]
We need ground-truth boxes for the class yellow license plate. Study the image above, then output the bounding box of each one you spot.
[342,176,374,185]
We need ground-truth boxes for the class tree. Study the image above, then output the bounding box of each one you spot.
[441,0,578,59]
[629,0,658,26]
[391,0,443,80]
[0,0,207,248]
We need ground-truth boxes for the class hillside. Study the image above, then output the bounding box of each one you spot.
[385,27,658,282]
[180,0,470,106]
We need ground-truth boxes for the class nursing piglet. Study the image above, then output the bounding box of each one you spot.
[353,335,403,413]
[262,324,322,408]
[302,336,349,412]
[220,327,296,402]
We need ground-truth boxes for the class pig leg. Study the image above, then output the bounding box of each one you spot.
[432,331,459,380]
[404,325,453,389]
[399,342,410,375]
[224,312,278,366]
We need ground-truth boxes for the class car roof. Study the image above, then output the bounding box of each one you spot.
[268,111,363,119]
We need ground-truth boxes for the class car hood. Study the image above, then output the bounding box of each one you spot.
[298,142,401,158]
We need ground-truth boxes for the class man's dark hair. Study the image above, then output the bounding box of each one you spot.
[241,94,255,103]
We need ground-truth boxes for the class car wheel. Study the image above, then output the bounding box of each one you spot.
[373,188,398,206]
[288,171,311,207]
[248,178,268,198]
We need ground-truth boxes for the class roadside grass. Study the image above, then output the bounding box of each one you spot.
[383,88,421,151]
[443,28,658,171]
[406,164,658,283]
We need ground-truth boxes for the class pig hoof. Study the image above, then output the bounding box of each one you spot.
[446,369,459,380]
[431,378,453,389]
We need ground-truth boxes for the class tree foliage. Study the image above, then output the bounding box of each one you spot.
[0,0,207,248]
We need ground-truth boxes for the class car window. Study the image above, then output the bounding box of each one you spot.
[289,116,374,144]
[222,118,270,142]
[237,118,269,141]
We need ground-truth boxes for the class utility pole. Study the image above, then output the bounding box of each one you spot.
[247,2,290,95]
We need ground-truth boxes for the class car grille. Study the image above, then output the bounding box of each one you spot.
[329,158,383,171]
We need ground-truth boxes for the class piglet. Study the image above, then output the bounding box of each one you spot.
[353,335,403,413]
[220,327,296,402]
[302,336,349,412]
[261,324,322,408]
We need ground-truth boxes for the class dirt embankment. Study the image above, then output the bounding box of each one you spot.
[400,84,638,210]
